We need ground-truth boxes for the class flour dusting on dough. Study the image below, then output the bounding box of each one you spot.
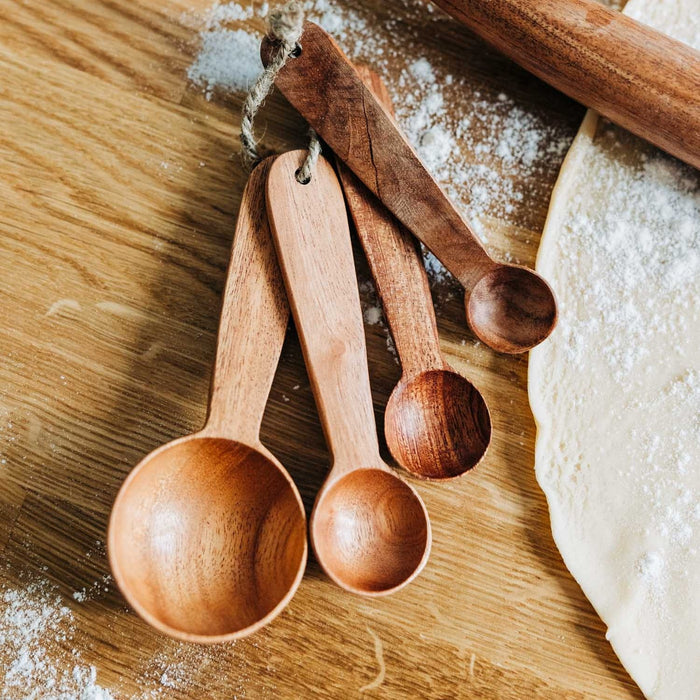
[529,1,700,697]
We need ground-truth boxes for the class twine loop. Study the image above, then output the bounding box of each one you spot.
[241,1,321,183]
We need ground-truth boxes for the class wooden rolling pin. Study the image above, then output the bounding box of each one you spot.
[431,0,700,170]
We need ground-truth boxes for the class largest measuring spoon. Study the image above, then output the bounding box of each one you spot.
[261,23,557,354]
[108,158,307,642]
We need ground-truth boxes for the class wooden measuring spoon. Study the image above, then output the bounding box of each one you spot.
[336,66,491,480]
[266,151,431,595]
[261,23,557,354]
[108,158,307,643]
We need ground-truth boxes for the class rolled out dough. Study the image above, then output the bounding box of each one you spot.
[528,1,700,698]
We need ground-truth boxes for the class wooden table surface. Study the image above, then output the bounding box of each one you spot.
[0,0,644,697]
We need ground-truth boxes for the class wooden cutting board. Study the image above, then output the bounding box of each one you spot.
[0,0,643,697]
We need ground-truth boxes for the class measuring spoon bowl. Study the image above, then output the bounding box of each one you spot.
[467,265,557,353]
[311,468,430,595]
[385,369,491,480]
[109,435,306,642]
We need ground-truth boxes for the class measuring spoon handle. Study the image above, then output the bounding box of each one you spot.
[266,152,381,474]
[336,67,444,378]
[204,157,288,445]
[261,23,495,290]
[338,164,443,377]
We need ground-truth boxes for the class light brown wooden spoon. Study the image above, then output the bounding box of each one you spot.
[108,158,307,643]
[336,66,491,480]
[261,23,557,354]
[266,151,431,596]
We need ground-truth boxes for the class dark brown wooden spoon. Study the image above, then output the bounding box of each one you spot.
[336,66,491,480]
[261,22,557,354]
[108,158,307,642]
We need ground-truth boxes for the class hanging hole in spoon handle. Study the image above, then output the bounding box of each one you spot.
[266,151,431,596]
[108,158,307,643]
[261,22,558,354]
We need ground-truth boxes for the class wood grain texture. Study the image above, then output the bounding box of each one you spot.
[266,151,430,596]
[336,69,445,379]
[204,157,289,444]
[263,22,558,354]
[267,154,381,473]
[262,23,494,289]
[336,67,490,480]
[108,158,307,643]
[0,0,644,697]
[431,0,700,169]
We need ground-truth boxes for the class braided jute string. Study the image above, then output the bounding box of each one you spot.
[241,1,321,183]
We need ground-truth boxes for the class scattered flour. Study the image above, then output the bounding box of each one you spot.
[358,279,398,363]
[72,574,112,605]
[1,575,234,698]
[187,28,263,96]
[0,581,114,699]
[186,0,574,287]
[205,0,256,26]
[408,56,435,83]
[140,646,216,695]
[363,305,383,326]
